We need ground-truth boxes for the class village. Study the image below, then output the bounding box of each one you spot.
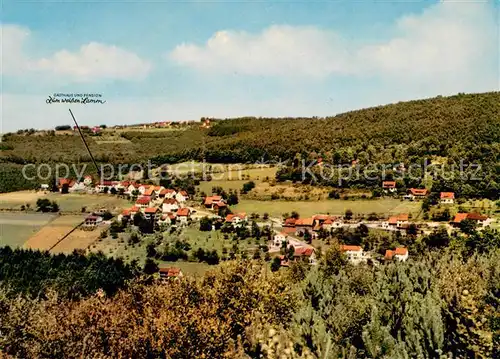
[42,174,496,276]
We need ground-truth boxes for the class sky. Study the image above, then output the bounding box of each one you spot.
[1,0,499,132]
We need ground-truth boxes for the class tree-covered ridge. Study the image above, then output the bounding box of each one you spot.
[0,247,498,358]
[0,247,139,299]
[2,92,499,165]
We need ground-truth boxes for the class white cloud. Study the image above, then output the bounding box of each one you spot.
[169,1,498,92]
[170,25,351,78]
[0,25,31,75]
[34,43,151,82]
[0,25,151,82]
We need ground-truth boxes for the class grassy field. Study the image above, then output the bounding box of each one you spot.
[0,191,131,212]
[232,198,422,218]
[23,215,84,251]
[173,226,261,254]
[0,213,56,248]
[197,180,249,194]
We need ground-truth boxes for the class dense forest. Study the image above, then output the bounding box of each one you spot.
[0,225,499,358]
[1,92,499,195]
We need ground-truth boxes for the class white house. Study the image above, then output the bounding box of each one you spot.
[273,232,288,247]
[175,190,189,203]
[385,247,409,262]
[176,208,191,225]
[225,213,248,227]
[162,198,179,213]
[440,192,455,204]
[340,245,366,265]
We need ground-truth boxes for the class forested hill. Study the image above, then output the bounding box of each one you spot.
[1,92,499,166]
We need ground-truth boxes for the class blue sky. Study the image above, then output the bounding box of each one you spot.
[1,0,499,131]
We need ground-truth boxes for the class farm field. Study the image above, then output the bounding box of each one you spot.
[0,191,130,212]
[232,198,422,218]
[0,213,56,248]
[50,226,104,254]
[23,215,84,251]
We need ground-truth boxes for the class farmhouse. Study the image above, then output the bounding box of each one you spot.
[382,181,397,193]
[225,213,248,227]
[385,247,409,262]
[320,216,343,230]
[404,188,428,200]
[452,213,492,228]
[159,267,184,280]
[440,192,455,204]
[295,218,314,235]
[280,247,317,266]
[340,245,366,265]
[384,213,409,228]
[83,215,102,229]
[176,207,191,225]
[204,195,226,210]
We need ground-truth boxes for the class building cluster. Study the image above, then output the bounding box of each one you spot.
[382,181,456,204]
[281,215,344,238]
[118,184,191,227]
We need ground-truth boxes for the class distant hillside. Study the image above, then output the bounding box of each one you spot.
[2,92,499,165]
[1,92,499,195]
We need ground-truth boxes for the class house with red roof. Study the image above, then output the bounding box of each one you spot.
[204,195,226,210]
[316,215,343,230]
[143,187,157,198]
[280,246,317,266]
[440,192,455,204]
[83,215,103,229]
[295,218,315,235]
[176,207,191,225]
[340,245,366,265]
[452,213,492,228]
[383,213,409,229]
[136,196,152,208]
[225,212,248,227]
[144,207,161,221]
[283,218,297,227]
[159,267,184,280]
[404,188,429,200]
[385,247,409,262]
[382,181,397,193]
[162,198,179,213]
